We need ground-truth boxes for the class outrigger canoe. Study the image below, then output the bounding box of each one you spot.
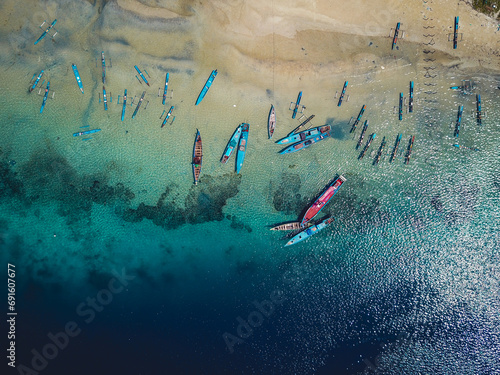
[392,22,401,50]
[279,132,330,154]
[121,89,127,121]
[73,128,101,137]
[276,125,331,145]
[192,130,203,184]
[356,120,369,150]
[476,94,482,126]
[389,133,402,163]
[359,133,376,159]
[268,105,276,139]
[134,65,149,86]
[29,70,44,93]
[286,217,334,247]
[162,73,169,105]
[292,91,302,119]
[409,81,414,113]
[350,105,366,133]
[338,81,348,106]
[40,82,50,114]
[103,86,108,110]
[454,105,463,137]
[132,91,146,119]
[195,69,218,105]
[398,93,403,120]
[72,64,84,94]
[221,124,243,164]
[301,175,346,226]
[235,123,249,173]
[405,135,415,164]
[34,19,57,45]
[373,136,387,165]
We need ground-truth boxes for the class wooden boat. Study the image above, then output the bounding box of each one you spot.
[289,114,315,135]
[350,105,366,133]
[73,129,101,137]
[195,69,218,105]
[235,123,249,173]
[292,91,302,119]
[409,81,414,113]
[72,64,84,94]
[268,105,276,139]
[192,130,203,184]
[162,73,169,105]
[34,19,57,45]
[405,135,415,164]
[356,120,369,150]
[132,91,146,119]
[398,93,403,120]
[29,70,44,93]
[276,125,331,145]
[161,106,174,128]
[103,86,108,110]
[390,133,402,163]
[453,16,459,49]
[373,136,386,165]
[301,175,346,226]
[270,222,311,231]
[392,22,401,50]
[286,217,334,247]
[359,133,376,159]
[221,124,243,164]
[134,65,149,86]
[454,105,463,137]
[476,94,482,126]
[40,82,50,114]
[101,52,106,84]
[338,81,348,106]
[279,132,330,154]
[121,89,127,121]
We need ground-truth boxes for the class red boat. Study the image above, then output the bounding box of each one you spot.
[301,175,346,226]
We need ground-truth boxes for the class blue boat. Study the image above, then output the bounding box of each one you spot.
[235,123,249,173]
[292,91,302,119]
[390,133,402,163]
[453,17,459,49]
[121,89,127,121]
[359,133,376,159]
[279,132,330,154]
[350,105,366,133]
[338,81,348,106]
[29,70,44,93]
[195,69,218,105]
[72,64,84,94]
[285,217,334,247]
[276,125,331,145]
[454,105,463,137]
[398,93,403,120]
[162,73,169,105]
[392,22,401,50]
[34,19,57,45]
[135,65,149,86]
[356,120,369,150]
[161,106,174,128]
[73,129,101,137]
[103,86,108,110]
[221,124,243,164]
[476,94,482,126]
[409,81,414,113]
[101,52,106,84]
[40,82,50,113]
[132,91,146,119]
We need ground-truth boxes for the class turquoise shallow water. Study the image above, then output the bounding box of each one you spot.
[1,1,500,374]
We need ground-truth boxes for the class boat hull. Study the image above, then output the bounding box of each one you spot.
[268,105,276,139]
[196,70,218,105]
[286,217,334,246]
[72,64,84,94]
[279,132,330,154]
[301,176,346,226]
[221,124,243,163]
[277,125,331,145]
[192,130,203,184]
[235,123,249,173]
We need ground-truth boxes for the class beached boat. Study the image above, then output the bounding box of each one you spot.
[398,93,403,120]
[454,105,463,137]
[270,222,311,231]
[476,94,482,126]
[289,114,315,135]
[276,125,331,145]
[392,22,401,50]
[121,89,127,121]
[350,105,366,133]
[292,91,302,119]
[132,91,146,119]
[286,217,334,247]
[73,128,101,137]
[161,106,174,128]
[405,135,415,164]
[268,105,276,139]
[34,19,57,45]
[279,132,330,154]
[72,64,84,94]
[453,16,459,49]
[409,81,414,113]
[301,175,346,226]
[162,73,169,105]
[195,69,218,105]
[103,86,108,110]
[338,81,348,106]
[235,123,249,173]
[221,124,243,164]
[373,136,387,165]
[29,70,44,93]
[192,130,203,184]
[390,133,402,163]
[101,52,106,84]
[40,82,50,114]
[356,120,369,150]
[135,65,149,86]
[359,133,376,159]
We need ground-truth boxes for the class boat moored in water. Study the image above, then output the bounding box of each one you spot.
[350,105,366,133]
[235,123,249,173]
[132,91,146,119]
[163,73,169,105]
[40,82,50,113]
[72,64,84,94]
[29,70,44,93]
[390,133,402,163]
[454,105,463,137]
[221,124,243,164]
[301,175,346,226]
[373,136,387,165]
[337,81,348,106]
[268,105,276,139]
[134,65,150,86]
[270,222,311,231]
[73,128,101,137]
[286,217,334,247]
[279,132,330,154]
[195,69,218,105]
[192,130,203,184]
[392,22,401,50]
[359,133,376,159]
[405,135,415,164]
[121,89,127,121]
[277,125,331,145]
